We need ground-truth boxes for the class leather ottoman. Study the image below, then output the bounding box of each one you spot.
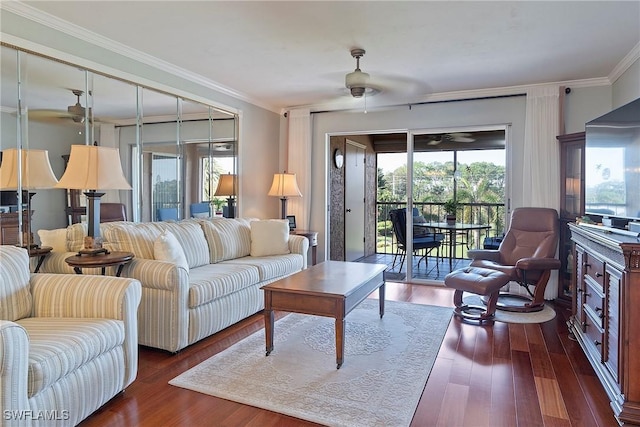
[444,267,510,323]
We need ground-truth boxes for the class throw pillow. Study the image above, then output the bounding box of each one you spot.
[250,219,290,257]
[154,230,189,272]
[37,228,68,252]
[66,223,87,252]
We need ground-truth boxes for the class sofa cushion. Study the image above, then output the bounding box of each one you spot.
[224,254,303,282]
[163,221,210,268]
[16,317,124,397]
[0,246,32,321]
[37,228,68,252]
[66,223,87,252]
[154,230,189,272]
[198,218,251,263]
[103,222,164,259]
[188,263,260,308]
[250,219,290,257]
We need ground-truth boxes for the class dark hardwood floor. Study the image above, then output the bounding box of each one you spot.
[80,282,617,427]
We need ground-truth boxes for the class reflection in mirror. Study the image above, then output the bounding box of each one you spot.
[1,47,88,246]
[1,43,239,233]
[181,99,237,219]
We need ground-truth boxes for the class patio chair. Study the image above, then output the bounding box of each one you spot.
[190,202,210,218]
[389,208,442,272]
[157,207,179,221]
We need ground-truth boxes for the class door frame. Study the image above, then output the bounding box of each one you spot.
[344,139,366,261]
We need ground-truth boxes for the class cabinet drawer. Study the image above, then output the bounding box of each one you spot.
[583,307,604,359]
[583,279,605,328]
[584,255,605,287]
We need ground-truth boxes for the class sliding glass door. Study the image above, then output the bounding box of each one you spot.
[402,128,507,283]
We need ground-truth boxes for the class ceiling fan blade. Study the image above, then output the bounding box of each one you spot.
[451,136,475,143]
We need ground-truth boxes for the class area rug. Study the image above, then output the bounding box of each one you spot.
[169,299,452,427]
[462,294,556,324]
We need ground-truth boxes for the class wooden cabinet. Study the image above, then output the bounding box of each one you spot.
[557,132,585,301]
[569,223,640,425]
[0,211,30,245]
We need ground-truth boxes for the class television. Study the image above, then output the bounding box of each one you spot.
[0,190,29,207]
[584,97,640,226]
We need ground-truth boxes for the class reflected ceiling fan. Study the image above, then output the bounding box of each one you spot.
[28,89,105,124]
[426,132,476,145]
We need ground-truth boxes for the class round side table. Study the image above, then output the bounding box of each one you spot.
[28,246,53,273]
[65,251,134,277]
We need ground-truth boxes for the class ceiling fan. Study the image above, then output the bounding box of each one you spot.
[345,49,379,98]
[426,132,476,145]
[66,89,91,123]
[28,89,98,124]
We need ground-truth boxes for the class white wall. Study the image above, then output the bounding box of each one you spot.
[612,57,640,108]
[564,86,613,133]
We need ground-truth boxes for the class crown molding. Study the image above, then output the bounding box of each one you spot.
[1,1,278,114]
[609,41,640,84]
[4,1,630,117]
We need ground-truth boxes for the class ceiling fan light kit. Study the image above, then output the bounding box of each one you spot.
[67,89,90,123]
[345,48,377,98]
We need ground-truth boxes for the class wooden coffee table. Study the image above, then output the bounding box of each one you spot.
[261,260,387,369]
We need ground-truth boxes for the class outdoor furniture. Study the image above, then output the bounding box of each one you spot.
[444,266,510,322]
[190,202,210,218]
[157,207,179,221]
[389,208,442,272]
[425,222,492,270]
[468,207,561,312]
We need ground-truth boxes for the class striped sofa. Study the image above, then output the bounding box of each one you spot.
[38,218,309,353]
[0,245,142,427]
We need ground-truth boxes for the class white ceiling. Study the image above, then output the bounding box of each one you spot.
[14,1,640,113]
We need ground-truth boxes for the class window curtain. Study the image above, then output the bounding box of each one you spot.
[286,108,311,229]
[521,84,562,300]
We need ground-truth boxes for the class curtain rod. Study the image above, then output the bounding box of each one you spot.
[296,92,528,116]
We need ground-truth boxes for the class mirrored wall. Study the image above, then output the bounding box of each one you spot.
[0,44,238,245]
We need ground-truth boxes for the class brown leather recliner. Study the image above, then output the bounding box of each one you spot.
[100,203,127,222]
[467,207,561,312]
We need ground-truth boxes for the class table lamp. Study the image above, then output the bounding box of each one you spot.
[267,172,302,219]
[55,145,131,254]
[0,148,59,248]
[213,173,237,218]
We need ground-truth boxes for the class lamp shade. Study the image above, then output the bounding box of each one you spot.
[55,145,131,190]
[0,148,58,190]
[267,173,302,198]
[213,173,237,197]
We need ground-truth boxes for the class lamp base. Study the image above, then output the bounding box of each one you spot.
[77,247,109,256]
[279,198,287,220]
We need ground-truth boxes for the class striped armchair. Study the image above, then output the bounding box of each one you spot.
[0,246,141,427]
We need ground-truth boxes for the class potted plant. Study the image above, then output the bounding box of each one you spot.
[212,198,224,216]
[443,198,459,225]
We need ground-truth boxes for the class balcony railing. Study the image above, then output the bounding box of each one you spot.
[376,201,505,259]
